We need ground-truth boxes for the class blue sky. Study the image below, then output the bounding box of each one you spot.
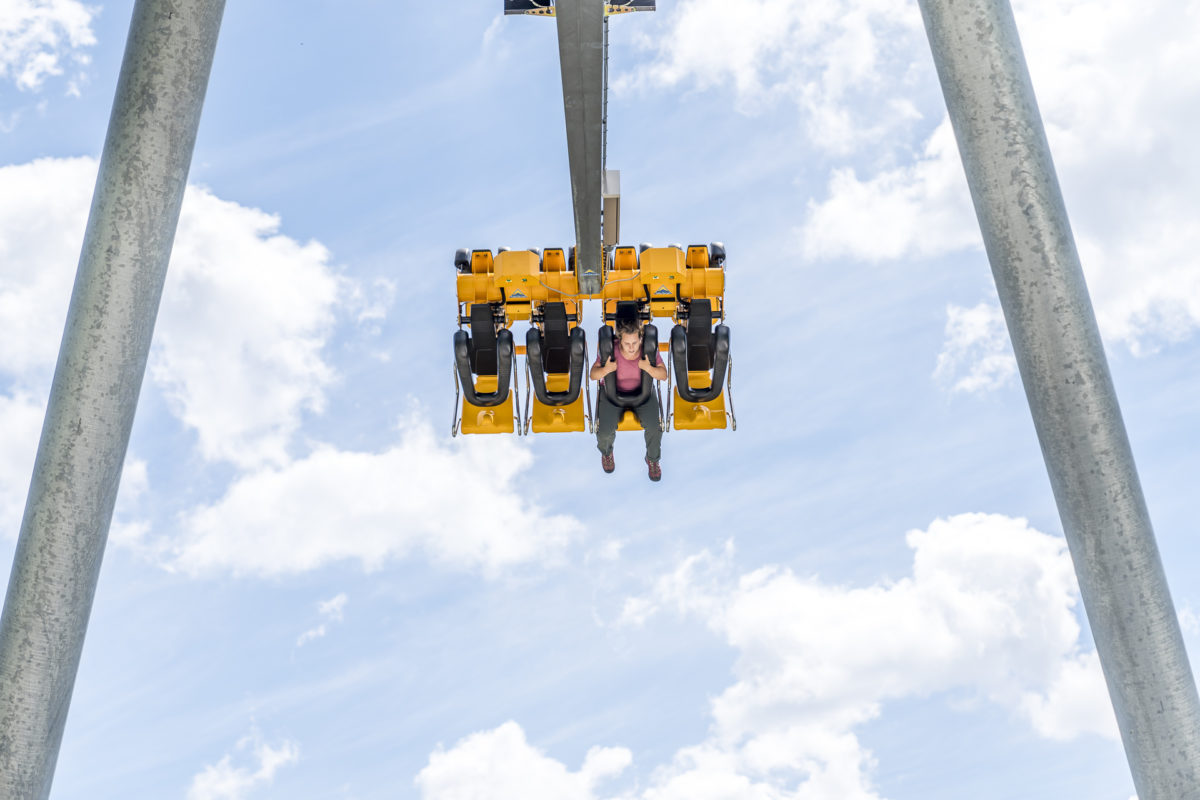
[3,0,1200,797]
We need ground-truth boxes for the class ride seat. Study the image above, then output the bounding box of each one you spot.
[471,249,494,275]
[454,303,513,407]
[597,302,658,412]
[527,302,585,406]
[612,246,638,272]
[670,298,730,403]
[543,248,567,272]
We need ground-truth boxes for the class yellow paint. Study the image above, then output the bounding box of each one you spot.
[530,394,585,433]
[454,244,730,436]
[493,251,540,318]
[612,246,638,271]
[460,394,515,435]
[514,5,651,16]
[543,248,567,272]
[470,249,493,274]
[686,245,709,269]
[617,408,645,431]
[672,390,727,430]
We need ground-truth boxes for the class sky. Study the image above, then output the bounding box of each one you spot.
[2,0,1200,797]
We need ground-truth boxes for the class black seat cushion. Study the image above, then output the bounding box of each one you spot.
[469,303,498,375]
[541,303,571,374]
[687,299,714,371]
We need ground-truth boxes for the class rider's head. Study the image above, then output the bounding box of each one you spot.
[615,317,642,360]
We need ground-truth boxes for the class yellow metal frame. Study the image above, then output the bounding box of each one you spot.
[528,370,587,433]
[455,244,732,435]
[510,4,655,17]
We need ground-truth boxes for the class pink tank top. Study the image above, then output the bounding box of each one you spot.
[596,347,662,392]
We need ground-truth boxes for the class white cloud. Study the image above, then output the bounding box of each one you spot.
[165,416,582,578]
[155,184,345,468]
[297,592,349,646]
[187,730,299,800]
[0,157,95,381]
[0,0,97,92]
[0,157,356,470]
[108,456,151,547]
[801,119,978,263]
[441,514,1113,799]
[792,0,1200,373]
[1019,651,1116,741]
[318,592,348,619]
[415,721,631,800]
[1180,605,1200,637]
[632,0,1200,377]
[1003,0,1200,357]
[294,624,326,648]
[0,157,580,581]
[617,0,926,154]
[635,513,1115,795]
[0,392,44,536]
[933,302,1017,394]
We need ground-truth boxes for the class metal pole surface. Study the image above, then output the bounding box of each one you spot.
[0,1,225,796]
[917,1,1200,796]
[555,0,606,294]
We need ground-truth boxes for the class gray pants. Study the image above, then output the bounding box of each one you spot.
[596,394,662,461]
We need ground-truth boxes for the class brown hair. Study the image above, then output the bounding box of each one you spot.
[615,317,642,338]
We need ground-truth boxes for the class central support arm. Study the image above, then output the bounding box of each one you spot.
[555,0,606,294]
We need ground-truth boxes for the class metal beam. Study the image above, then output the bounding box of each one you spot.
[555,0,606,293]
[603,169,621,248]
[917,1,1200,796]
[0,1,225,796]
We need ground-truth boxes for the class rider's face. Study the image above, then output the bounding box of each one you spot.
[619,332,642,360]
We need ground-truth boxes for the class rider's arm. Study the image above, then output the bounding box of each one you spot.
[590,358,616,381]
[640,354,668,382]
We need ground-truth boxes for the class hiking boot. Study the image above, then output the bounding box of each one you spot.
[645,457,662,482]
[601,451,615,473]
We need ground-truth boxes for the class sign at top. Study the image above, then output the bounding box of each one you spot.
[504,0,655,16]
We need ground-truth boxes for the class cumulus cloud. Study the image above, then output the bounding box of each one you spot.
[0,157,95,381]
[1019,651,1116,741]
[617,0,926,154]
[801,119,977,263]
[0,156,355,470]
[0,392,43,536]
[0,156,577,580]
[796,0,1200,370]
[156,184,344,468]
[634,0,1200,375]
[637,513,1115,795]
[187,731,299,800]
[296,592,349,647]
[415,721,631,800]
[0,0,97,92]
[165,416,581,578]
[433,514,1115,799]
[933,302,1017,393]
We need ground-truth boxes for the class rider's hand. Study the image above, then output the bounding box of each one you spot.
[638,355,652,372]
[606,358,618,376]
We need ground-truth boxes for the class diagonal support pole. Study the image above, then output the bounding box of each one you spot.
[917,1,1200,797]
[555,0,606,294]
[0,1,225,796]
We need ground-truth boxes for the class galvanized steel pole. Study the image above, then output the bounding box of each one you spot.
[917,1,1200,796]
[0,1,225,796]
